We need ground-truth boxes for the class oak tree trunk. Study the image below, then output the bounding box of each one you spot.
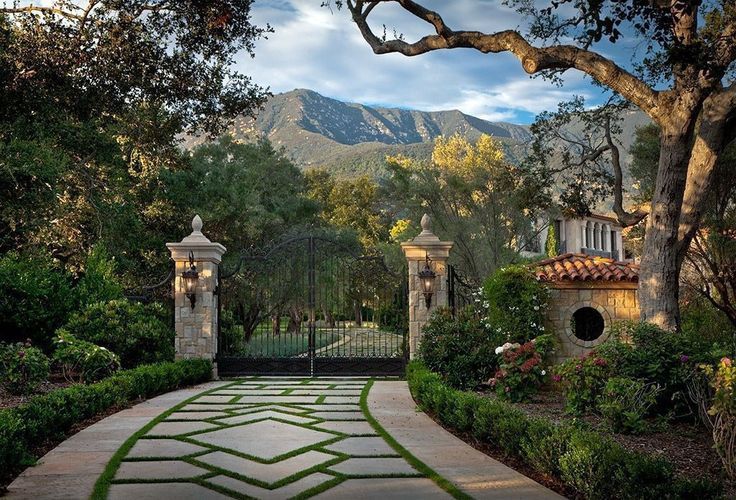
[322,305,335,328]
[353,300,363,327]
[287,306,302,334]
[638,126,692,331]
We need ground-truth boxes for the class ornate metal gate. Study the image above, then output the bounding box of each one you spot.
[216,235,408,376]
[448,264,477,317]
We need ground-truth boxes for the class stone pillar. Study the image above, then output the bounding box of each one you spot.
[401,214,453,359]
[166,215,226,372]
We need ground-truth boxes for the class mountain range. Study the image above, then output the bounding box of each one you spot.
[184,88,650,179]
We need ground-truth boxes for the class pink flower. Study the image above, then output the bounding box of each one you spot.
[552,374,562,383]
[17,350,25,359]
[593,358,607,367]
[722,357,732,367]
[680,355,689,363]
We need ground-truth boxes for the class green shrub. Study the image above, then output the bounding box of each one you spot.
[406,361,720,499]
[0,252,75,350]
[482,265,549,344]
[597,376,661,434]
[0,341,50,395]
[75,245,124,308]
[0,358,212,485]
[602,321,720,416]
[52,332,120,383]
[490,334,555,402]
[681,299,736,353]
[60,299,174,368]
[418,307,505,390]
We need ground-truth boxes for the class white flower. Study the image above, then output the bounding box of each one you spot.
[495,346,504,355]
[541,370,546,376]
[533,305,540,311]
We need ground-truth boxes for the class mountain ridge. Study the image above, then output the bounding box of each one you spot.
[184,88,649,180]
[182,88,533,176]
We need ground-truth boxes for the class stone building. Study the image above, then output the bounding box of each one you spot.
[532,253,640,360]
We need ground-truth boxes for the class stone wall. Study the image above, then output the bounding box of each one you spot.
[545,284,639,360]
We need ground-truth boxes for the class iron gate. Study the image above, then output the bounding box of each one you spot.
[448,264,477,317]
[216,235,408,376]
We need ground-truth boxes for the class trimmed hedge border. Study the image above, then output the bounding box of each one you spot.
[0,358,212,485]
[407,361,723,500]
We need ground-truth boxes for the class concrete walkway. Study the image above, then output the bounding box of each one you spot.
[369,381,562,499]
[6,378,562,499]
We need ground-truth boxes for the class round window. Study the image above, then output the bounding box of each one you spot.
[570,307,605,342]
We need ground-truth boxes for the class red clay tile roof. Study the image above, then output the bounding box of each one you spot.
[532,253,639,282]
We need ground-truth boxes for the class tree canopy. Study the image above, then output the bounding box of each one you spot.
[337,0,736,330]
[385,134,548,279]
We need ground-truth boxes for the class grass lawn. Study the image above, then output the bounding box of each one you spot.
[229,329,341,357]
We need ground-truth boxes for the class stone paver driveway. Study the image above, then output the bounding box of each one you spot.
[105,378,449,499]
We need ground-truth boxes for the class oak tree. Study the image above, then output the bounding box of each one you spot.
[339,0,736,330]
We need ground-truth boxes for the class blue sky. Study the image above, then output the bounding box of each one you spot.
[236,0,635,124]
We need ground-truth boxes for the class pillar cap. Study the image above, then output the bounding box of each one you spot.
[401,214,453,259]
[167,215,226,263]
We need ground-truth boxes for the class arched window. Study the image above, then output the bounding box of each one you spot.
[570,307,605,341]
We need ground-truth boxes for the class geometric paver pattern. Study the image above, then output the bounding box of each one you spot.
[108,378,449,499]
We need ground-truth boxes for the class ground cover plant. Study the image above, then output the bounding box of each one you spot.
[407,361,722,499]
[0,358,212,489]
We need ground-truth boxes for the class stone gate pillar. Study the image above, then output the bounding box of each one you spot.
[167,215,226,371]
[401,214,454,359]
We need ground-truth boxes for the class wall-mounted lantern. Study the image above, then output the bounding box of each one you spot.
[418,253,436,308]
[182,251,199,309]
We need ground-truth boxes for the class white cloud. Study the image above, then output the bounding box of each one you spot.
[238,1,606,124]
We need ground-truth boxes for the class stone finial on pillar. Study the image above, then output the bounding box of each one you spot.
[166,215,226,372]
[401,214,454,359]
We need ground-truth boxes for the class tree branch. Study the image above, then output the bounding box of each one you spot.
[603,115,649,226]
[679,84,736,248]
[0,6,83,21]
[347,0,663,120]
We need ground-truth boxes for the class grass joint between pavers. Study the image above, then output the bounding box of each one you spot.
[92,377,468,499]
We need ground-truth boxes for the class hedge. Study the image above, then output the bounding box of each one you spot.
[406,361,722,500]
[0,358,212,485]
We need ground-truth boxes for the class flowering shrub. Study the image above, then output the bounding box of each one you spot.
[597,377,662,434]
[53,332,120,383]
[0,341,50,395]
[554,351,611,415]
[482,265,549,344]
[702,357,736,479]
[418,307,506,390]
[489,334,555,402]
